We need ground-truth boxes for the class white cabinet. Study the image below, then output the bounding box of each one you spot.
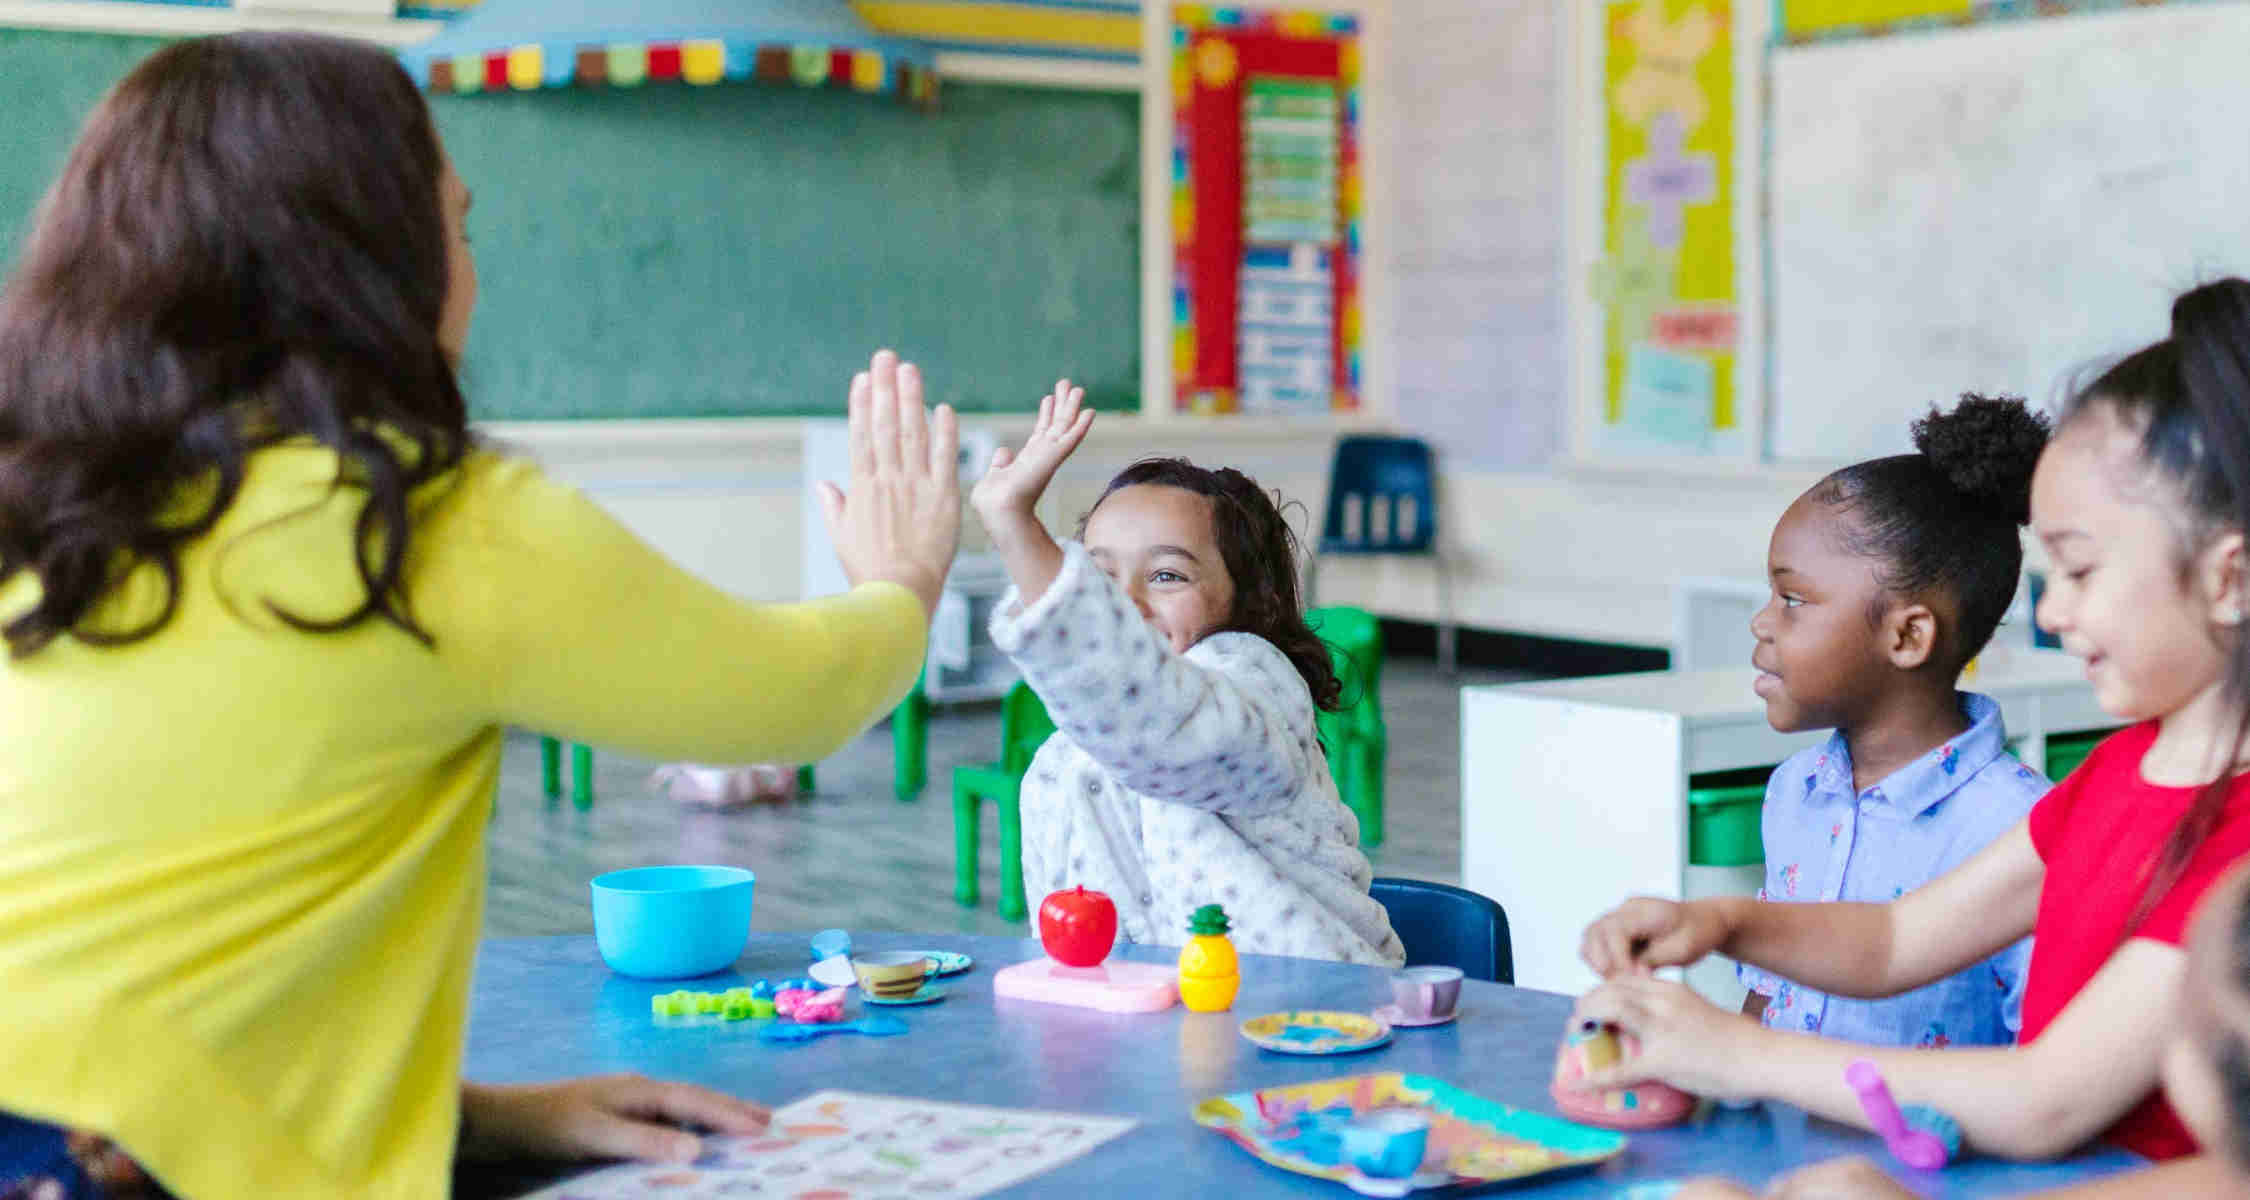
[1461,649,2111,1001]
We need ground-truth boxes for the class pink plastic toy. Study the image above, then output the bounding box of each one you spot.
[1549,1020,1697,1129]
[792,987,848,1023]
[1845,1059,1958,1170]
[991,957,1179,1013]
[773,988,814,1017]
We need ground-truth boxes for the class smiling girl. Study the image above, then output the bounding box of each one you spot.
[1734,395,2049,1048]
[971,382,1402,965]
[1573,279,2250,1162]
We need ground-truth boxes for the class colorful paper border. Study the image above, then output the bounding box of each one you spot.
[1171,5,1362,415]
[413,38,937,105]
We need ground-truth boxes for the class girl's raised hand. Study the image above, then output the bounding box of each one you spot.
[970,379,1095,527]
[817,350,962,618]
[1568,975,1759,1100]
[1580,896,1732,977]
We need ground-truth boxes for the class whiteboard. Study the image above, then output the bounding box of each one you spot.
[1769,2,2250,463]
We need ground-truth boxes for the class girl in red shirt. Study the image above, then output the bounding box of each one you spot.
[1574,278,2250,1162]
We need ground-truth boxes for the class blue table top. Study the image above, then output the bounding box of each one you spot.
[461,933,2144,1198]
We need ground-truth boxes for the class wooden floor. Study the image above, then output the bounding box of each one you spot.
[483,658,1531,939]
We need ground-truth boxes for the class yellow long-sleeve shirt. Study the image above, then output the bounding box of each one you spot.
[0,442,927,1196]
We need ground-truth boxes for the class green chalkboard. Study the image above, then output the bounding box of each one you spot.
[0,29,1142,419]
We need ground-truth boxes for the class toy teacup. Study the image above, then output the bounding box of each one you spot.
[1337,1109,1431,1178]
[851,951,932,1000]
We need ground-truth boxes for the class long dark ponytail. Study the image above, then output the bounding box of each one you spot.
[2069,280,2250,931]
[0,33,467,658]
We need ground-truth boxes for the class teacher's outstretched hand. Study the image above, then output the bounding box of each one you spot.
[818,349,962,618]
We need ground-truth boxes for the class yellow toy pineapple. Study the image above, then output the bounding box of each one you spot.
[1177,903,1239,1012]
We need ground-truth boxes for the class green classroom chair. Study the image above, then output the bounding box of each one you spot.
[951,681,1056,922]
[531,665,942,809]
[892,670,930,801]
[536,737,817,810]
[1311,605,1387,847]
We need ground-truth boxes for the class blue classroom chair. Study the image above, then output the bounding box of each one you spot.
[1309,436,1456,673]
[1370,877,1513,984]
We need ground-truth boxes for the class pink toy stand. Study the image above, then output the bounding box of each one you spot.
[993,957,1178,1013]
[1549,1021,1696,1130]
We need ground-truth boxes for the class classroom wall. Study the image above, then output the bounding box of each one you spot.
[501,0,1840,650]
[1378,0,1565,471]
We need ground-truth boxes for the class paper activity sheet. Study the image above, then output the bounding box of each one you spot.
[524,1090,1137,1199]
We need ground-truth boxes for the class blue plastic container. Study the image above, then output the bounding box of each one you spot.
[590,865,756,979]
[1338,1110,1430,1179]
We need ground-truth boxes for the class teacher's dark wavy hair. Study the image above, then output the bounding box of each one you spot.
[0,32,466,657]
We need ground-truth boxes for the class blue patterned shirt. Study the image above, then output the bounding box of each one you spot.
[1738,692,2042,1048]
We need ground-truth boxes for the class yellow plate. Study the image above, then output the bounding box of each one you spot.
[1240,1010,1393,1055]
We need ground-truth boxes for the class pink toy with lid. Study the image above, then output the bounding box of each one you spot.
[1549,1020,1697,1129]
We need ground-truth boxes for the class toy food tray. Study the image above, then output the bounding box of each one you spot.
[1193,1072,1625,1197]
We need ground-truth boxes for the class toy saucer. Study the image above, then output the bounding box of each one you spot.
[914,950,974,977]
[1373,1004,1458,1029]
[811,950,972,989]
[862,981,947,1006]
[1242,1011,1393,1056]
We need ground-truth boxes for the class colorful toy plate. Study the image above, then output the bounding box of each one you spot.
[1241,1011,1393,1056]
[861,982,947,1006]
[1194,1072,1626,1197]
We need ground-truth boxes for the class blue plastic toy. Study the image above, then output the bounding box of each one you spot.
[809,929,852,962]
[757,1015,908,1043]
[590,865,755,980]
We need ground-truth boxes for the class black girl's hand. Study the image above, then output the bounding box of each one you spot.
[1580,896,1734,978]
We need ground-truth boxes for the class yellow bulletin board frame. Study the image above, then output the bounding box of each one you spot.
[1569,0,1764,465]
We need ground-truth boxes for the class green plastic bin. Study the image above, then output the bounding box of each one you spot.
[1688,767,1767,868]
[2043,730,2113,782]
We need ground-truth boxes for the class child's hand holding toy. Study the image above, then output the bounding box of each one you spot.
[1567,977,1762,1102]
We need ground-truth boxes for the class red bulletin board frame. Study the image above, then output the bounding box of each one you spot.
[1171,6,1362,414]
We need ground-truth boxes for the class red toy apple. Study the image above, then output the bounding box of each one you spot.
[1038,887,1117,967]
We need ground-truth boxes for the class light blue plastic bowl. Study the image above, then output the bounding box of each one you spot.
[590,865,756,979]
